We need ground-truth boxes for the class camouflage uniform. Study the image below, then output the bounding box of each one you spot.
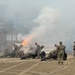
[73,42,75,57]
[55,44,59,58]
[35,43,41,59]
[57,42,65,64]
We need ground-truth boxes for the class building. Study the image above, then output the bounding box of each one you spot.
[0,23,7,51]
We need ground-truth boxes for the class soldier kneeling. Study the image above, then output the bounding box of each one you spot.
[40,51,46,61]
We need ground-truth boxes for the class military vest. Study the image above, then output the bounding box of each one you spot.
[58,45,65,51]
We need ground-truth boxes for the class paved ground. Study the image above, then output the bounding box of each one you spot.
[0,56,75,75]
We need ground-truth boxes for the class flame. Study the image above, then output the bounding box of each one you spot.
[22,35,33,46]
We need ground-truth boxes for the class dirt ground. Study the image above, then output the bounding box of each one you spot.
[0,55,75,75]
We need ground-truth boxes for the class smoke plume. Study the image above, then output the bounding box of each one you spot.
[20,7,60,46]
[18,6,74,51]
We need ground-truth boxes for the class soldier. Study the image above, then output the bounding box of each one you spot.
[55,44,59,55]
[40,51,46,61]
[56,42,65,64]
[73,41,75,57]
[35,42,41,59]
[13,44,19,58]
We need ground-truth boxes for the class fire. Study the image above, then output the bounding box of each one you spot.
[22,35,33,46]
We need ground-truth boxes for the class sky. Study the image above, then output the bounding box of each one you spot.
[0,0,75,50]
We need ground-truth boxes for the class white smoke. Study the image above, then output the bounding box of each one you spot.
[34,7,60,25]
[17,33,27,41]
[17,6,74,52]
[17,7,60,45]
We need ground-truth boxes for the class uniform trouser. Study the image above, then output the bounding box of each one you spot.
[37,50,40,59]
[58,51,64,63]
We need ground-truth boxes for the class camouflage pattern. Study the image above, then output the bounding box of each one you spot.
[35,42,41,59]
[57,42,65,64]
